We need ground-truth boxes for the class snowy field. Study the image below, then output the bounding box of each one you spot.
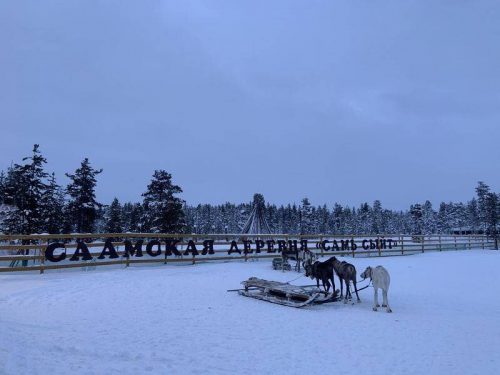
[1,250,500,375]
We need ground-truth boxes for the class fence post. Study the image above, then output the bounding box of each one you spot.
[454,235,457,251]
[421,235,425,253]
[468,235,471,250]
[40,240,46,274]
[319,235,323,257]
[439,235,442,252]
[126,243,130,267]
[352,235,355,258]
[401,235,404,255]
[481,235,485,250]
[320,234,324,257]
[377,235,381,257]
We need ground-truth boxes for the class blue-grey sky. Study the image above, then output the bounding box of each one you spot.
[1,0,499,209]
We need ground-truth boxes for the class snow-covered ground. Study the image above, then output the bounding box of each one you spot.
[1,250,499,375]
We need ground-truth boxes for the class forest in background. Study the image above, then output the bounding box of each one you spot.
[1,145,498,236]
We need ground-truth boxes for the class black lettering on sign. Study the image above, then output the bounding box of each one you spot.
[184,240,199,256]
[288,240,298,251]
[123,240,143,257]
[228,241,241,255]
[70,241,93,261]
[351,240,357,251]
[341,240,350,251]
[277,240,287,252]
[146,240,162,257]
[255,240,265,253]
[243,240,253,254]
[266,240,276,253]
[300,240,308,250]
[164,239,181,256]
[98,239,119,259]
[380,239,387,250]
[45,242,67,262]
[332,240,340,251]
[201,240,214,255]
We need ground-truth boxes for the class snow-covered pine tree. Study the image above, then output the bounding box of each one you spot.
[121,202,132,231]
[142,170,186,233]
[437,202,450,234]
[475,181,490,233]
[105,198,123,234]
[484,192,498,237]
[466,199,479,233]
[422,200,437,235]
[2,145,49,234]
[357,202,372,234]
[299,197,314,234]
[0,170,5,205]
[331,203,343,234]
[409,203,423,235]
[129,203,143,232]
[41,173,65,234]
[65,158,103,233]
[371,200,383,234]
[317,204,329,234]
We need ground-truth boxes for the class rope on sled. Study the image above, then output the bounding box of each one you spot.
[285,274,306,283]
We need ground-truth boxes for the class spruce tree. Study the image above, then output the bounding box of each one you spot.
[299,197,314,234]
[142,170,186,233]
[466,199,479,233]
[476,181,490,232]
[105,198,123,234]
[371,200,383,234]
[437,202,449,234]
[42,173,65,234]
[66,158,103,233]
[0,170,5,205]
[410,203,423,235]
[2,145,48,234]
[484,192,498,237]
[422,200,437,235]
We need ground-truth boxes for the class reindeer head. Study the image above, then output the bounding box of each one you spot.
[305,264,313,279]
[360,266,372,280]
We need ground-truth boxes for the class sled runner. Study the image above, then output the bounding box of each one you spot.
[236,277,340,308]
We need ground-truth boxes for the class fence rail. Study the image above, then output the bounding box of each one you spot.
[0,233,496,274]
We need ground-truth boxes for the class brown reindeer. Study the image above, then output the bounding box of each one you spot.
[331,256,361,303]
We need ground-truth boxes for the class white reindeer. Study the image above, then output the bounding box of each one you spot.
[360,266,392,313]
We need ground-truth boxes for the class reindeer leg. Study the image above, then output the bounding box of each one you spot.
[325,278,331,294]
[344,280,350,303]
[373,288,379,311]
[383,289,392,312]
[353,280,361,303]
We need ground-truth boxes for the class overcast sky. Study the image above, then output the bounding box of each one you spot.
[1,0,499,209]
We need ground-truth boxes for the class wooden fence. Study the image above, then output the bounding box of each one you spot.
[0,233,496,274]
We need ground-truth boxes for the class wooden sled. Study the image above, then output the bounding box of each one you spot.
[237,277,340,308]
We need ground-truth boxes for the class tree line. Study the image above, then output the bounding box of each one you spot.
[0,145,498,236]
[0,145,185,235]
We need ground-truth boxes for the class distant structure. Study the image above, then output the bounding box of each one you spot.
[241,194,272,234]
